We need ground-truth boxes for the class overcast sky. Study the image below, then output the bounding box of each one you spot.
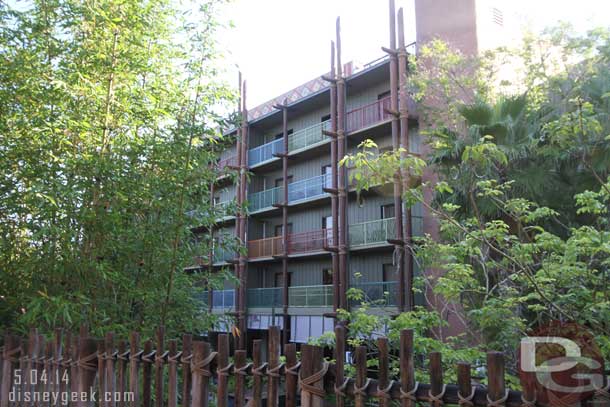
[218,0,609,108]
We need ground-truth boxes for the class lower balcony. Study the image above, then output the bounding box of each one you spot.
[248,229,333,260]
[200,289,236,309]
[248,173,332,213]
[349,217,396,248]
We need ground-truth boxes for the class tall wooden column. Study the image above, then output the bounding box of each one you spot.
[397,7,415,310]
[383,0,407,312]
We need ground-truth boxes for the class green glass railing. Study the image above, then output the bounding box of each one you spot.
[350,281,398,306]
[288,285,333,307]
[248,186,283,212]
[213,246,234,264]
[247,287,283,308]
[288,120,331,152]
[349,217,396,247]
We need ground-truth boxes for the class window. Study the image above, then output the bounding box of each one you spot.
[381,203,395,219]
[322,216,333,230]
[275,272,292,288]
[275,223,293,237]
[322,165,332,188]
[322,268,333,285]
[275,175,293,188]
[321,114,331,122]
[273,129,293,140]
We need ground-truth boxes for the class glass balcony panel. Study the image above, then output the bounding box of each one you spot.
[247,287,283,308]
[287,174,331,203]
[288,285,333,307]
[350,281,398,306]
[211,289,236,309]
[349,217,395,247]
[288,120,331,152]
[248,138,284,167]
[248,186,282,212]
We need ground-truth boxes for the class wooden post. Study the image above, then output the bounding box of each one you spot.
[70,336,79,400]
[53,329,63,397]
[77,335,98,407]
[1,335,20,407]
[216,334,229,407]
[105,332,116,407]
[251,340,262,407]
[19,338,27,405]
[354,346,368,407]
[60,331,71,400]
[25,329,39,407]
[234,350,246,407]
[457,362,475,406]
[142,340,153,407]
[429,352,444,407]
[267,326,280,407]
[190,341,210,407]
[284,343,298,407]
[377,337,390,407]
[167,340,178,407]
[181,334,192,407]
[334,325,346,407]
[97,340,106,406]
[128,332,140,407]
[487,352,506,406]
[300,345,325,407]
[116,340,127,407]
[44,341,53,405]
[400,329,417,407]
[154,326,165,407]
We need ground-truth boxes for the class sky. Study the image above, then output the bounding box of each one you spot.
[218,0,610,108]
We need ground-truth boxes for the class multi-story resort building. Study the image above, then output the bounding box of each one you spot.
[192,0,518,349]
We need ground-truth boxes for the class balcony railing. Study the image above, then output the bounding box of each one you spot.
[247,287,283,308]
[211,289,236,309]
[346,96,392,133]
[350,281,398,306]
[213,245,234,264]
[248,236,283,259]
[216,155,238,171]
[287,173,331,203]
[248,186,282,212]
[288,229,333,255]
[248,138,284,167]
[349,217,396,247]
[289,285,333,307]
[288,120,331,152]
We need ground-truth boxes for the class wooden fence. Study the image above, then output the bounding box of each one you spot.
[1,325,609,406]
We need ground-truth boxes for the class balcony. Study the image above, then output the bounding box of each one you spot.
[350,281,398,306]
[248,236,283,259]
[287,120,331,152]
[288,285,333,307]
[215,155,238,172]
[213,245,234,264]
[198,289,235,309]
[248,173,331,213]
[349,217,396,247]
[247,287,283,308]
[346,95,392,133]
[248,138,283,167]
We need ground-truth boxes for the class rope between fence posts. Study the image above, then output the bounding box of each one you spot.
[400,381,419,402]
[299,360,328,398]
[267,362,284,378]
[376,379,395,400]
[355,378,372,397]
[486,389,509,407]
[3,346,21,363]
[457,386,476,406]
[520,394,536,407]
[334,378,350,397]
[191,351,217,377]
[235,362,252,376]
[285,362,301,376]
[253,362,268,377]
[218,362,234,377]
[427,383,447,405]
[595,381,610,400]
[77,351,98,372]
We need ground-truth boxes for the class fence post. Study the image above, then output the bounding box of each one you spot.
[105,332,116,407]
[154,326,165,407]
[429,352,445,407]
[216,334,229,407]
[190,341,211,407]
[167,340,178,407]
[252,340,263,407]
[77,334,98,407]
[60,331,71,400]
[377,337,390,407]
[53,329,62,397]
[267,326,280,407]
[116,340,127,407]
[487,352,507,406]
[355,345,368,407]
[25,329,39,407]
[300,345,325,407]
[400,329,417,407]
[1,335,20,407]
[70,336,79,401]
[181,334,192,407]
[97,340,106,406]
[284,343,298,407]
[334,324,346,407]
[457,362,475,406]
[44,341,52,404]
[234,350,246,407]
[142,339,153,407]
[128,332,140,407]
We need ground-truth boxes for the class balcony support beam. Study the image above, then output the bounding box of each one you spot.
[398,7,415,311]
[388,0,407,313]
[274,98,291,346]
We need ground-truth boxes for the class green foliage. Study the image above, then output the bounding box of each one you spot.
[0,0,236,337]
